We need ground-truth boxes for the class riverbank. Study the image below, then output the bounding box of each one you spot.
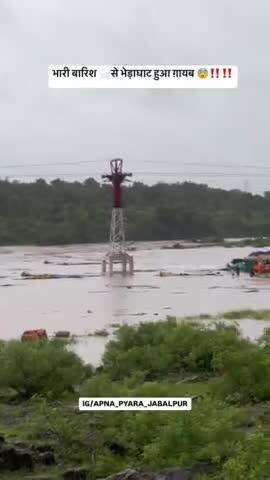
[2,243,270,368]
[0,313,270,479]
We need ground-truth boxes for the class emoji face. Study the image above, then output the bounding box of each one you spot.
[197,68,208,79]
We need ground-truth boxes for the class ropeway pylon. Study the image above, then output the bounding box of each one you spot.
[101,159,134,275]
[110,207,125,254]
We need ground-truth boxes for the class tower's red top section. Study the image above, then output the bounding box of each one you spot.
[102,159,132,208]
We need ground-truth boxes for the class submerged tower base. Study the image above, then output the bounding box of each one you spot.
[102,252,134,276]
[102,207,134,276]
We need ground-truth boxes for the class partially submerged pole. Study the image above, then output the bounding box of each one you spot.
[101,159,134,275]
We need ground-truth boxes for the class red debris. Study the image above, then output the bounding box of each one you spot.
[21,329,48,342]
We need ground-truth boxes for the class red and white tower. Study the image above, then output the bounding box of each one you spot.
[101,159,134,275]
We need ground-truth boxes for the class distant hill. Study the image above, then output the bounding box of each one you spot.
[0,178,269,245]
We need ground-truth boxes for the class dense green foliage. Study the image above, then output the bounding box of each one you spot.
[1,178,270,244]
[1,318,270,478]
[0,339,86,398]
[102,320,251,381]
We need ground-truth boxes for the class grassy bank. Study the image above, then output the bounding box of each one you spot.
[0,316,270,479]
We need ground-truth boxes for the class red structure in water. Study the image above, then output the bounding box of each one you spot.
[101,159,134,275]
[102,158,132,208]
[21,329,48,342]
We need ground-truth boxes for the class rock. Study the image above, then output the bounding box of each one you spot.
[38,451,56,465]
[161,468,190,480]
[24,476,53,480]
[55,331,70,338]
[63,467,90,479]
[163,463,214,480]
[0,435,5,446]
[103,465,214,480]
[104,469,156,480]
[13,441,29,449]
[104,441,126,456]
[0,446,33,471]
[32,444,54,453]
[92,329,109,337]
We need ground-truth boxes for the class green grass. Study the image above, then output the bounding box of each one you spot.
[178,310,270,322]
[1,314,270,478]
[222,309,270,320]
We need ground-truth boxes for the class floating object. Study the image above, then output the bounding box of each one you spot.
[88,329,109,337]
[21,329,48,342]
[21,272,83,280]
[54,331,70,338]
[248,247,270,258]
[162,242,184,250]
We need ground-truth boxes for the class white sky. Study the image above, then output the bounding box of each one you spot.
[0,0,269,193]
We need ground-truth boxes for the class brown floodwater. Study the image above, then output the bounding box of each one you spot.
[1,242,270,365]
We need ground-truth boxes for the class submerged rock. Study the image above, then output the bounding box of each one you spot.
[55,331,70,338]
[88,329,109,337]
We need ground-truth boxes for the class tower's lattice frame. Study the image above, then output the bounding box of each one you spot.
[101,159,134,275]
[110,207,125,254]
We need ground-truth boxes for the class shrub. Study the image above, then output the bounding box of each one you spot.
[0,340,86,398]
[214,348,270,404]
[102,320,250,381]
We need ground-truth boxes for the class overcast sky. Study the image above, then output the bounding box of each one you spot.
[1,0,269,193]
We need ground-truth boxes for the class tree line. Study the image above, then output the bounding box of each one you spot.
[0,177,270,245]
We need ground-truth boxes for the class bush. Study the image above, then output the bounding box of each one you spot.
[102,320,250,381]
[219,433,270,479]
[0,340,86,398]
[142,398,242,469]
[214,348,270,404]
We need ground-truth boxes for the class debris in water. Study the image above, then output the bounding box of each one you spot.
[54,331,70,338]
[44,260,101,266]
[159,271,222,277]
[109,284,160,289]
[21,272,83,280]
[162,242,184,250]
[88,329,109,337]
[134,269,159,273]
[21,329,48,342]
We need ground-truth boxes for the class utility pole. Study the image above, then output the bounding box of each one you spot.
[101,159,134,275]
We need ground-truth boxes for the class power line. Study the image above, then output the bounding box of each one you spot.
[0,160,101,169]
[1,160,270,171]
[2,171,270,178]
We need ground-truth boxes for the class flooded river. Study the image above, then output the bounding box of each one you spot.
[1,242,270,365]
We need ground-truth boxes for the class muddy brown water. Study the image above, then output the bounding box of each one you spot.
[1,242,270,365]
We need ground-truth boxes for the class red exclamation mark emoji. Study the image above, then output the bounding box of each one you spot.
[228,68,232,78]
[216,68,219,78]
[223,68,227,78]
[211,68,214,78]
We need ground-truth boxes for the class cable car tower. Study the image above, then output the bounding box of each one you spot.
[101,159,134,275]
